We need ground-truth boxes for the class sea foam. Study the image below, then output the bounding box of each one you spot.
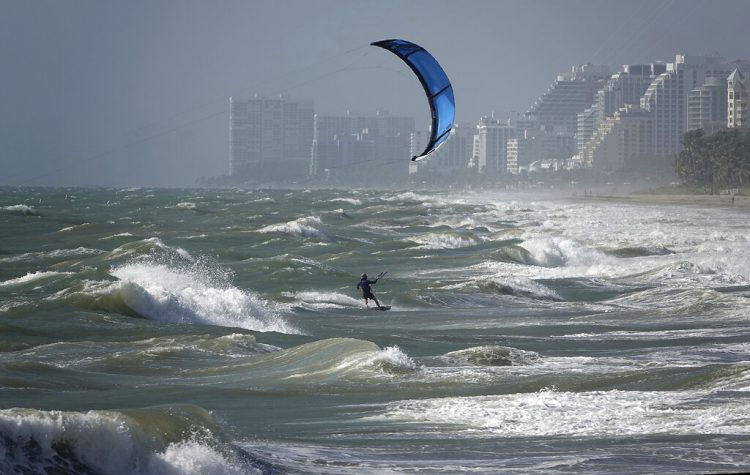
[256,216,328,240]
[0,407,257,475]
[288,291,365,309]
[109,258,297,334]
[410,232,480,250]
[378,389,750,438]
[2,204,41,216]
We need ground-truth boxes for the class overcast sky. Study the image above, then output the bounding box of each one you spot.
[2,0,748,187]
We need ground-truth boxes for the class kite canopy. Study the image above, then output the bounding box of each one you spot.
[371,39,455,161]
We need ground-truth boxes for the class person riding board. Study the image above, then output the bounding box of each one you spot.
[357,272,383,309]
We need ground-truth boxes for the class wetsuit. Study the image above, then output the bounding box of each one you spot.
[357,278,378,299]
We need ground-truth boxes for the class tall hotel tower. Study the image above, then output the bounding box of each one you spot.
[728,69,749,128]
[229,96,314,182]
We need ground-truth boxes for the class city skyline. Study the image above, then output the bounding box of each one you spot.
[224,53,749,188]
[2,0,750,186]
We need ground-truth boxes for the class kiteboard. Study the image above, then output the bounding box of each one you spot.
[370,306,391,311]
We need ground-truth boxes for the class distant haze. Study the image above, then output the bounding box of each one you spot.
[2,0,748,187]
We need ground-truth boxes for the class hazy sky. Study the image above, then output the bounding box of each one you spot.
[2,0,749,187]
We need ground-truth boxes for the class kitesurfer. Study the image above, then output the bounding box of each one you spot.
[357,273,382,309]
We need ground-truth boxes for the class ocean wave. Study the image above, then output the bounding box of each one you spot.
[0,271,71,288]
[1,204,41,216]
[604,245,674,258]
[440,346,541,366]
[287,291,365,310]
[329,197,362,206]
[476,277,562,300]
[106,259,297,334]
[0,247,104,264]
[174,201,198,210]
[0,405,264,475]
[239,338,418,385]
[379,191,427,203]
[110,237,193,261]
[99,232,135,240]
[256,216,328,240]
[376,389,750,438]
[409,232,480,250]
[58,222,91,232]
[164,202,214,213]
[520,237,614,271]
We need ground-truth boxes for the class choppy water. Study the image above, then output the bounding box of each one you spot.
[1,186,750,474]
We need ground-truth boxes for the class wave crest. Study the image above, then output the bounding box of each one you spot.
[108,259,297,334]
[2,204,41,216]
[441,346,541,366]
[0,405,261,475]
[256,216,328,240]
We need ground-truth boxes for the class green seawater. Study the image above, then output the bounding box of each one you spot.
[2,186,750,474]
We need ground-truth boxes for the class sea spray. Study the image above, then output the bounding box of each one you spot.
[256,216,328,240]
[0,405,259,475]
[109,256,298,334]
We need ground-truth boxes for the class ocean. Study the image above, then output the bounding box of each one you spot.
[1,186,750,474]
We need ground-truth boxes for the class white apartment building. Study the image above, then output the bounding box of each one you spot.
[409,125,474,179]
[576,65,662,155]
[475,116,516,175]
[641,54,737,158]
[527,64,609,134]
[687,76,727,133]
[582,105,653,172]
[596,64,667,121]
[576,106,598,154]
[507,129,575,174]
[728,69,749,128]
[506,134,538,175]
[230,96,314,181]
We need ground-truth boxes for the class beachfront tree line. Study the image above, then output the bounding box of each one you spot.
[675,128,750,192]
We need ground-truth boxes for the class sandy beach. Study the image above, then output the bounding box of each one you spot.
[573,192,750,208]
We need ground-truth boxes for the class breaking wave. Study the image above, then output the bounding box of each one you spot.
[107,259,297,333]
[0,405,269,475]
[410,232,480,250]
[2,204,42,216]
[256,216,328,240]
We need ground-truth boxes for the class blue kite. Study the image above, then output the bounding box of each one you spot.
[371,39,455,161]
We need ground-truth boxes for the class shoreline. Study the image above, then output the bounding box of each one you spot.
[569,192,750,208]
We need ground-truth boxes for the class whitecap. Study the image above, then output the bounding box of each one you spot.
[256,216,328,240]
[0,270,70,287]
[376,389,750,438]
[2,204,40,216]
[410,232,479,250]
[110,260,298,334]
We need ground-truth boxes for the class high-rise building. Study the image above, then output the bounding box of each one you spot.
[596,64,666,122]
[507,129,575,174]
[576,106,599,154]
[506,132,539,175]
[641,54,736,158]
[229,96,314,182]
[687,76,728,133]
[526,64,609,134]
[309,111,414,186]
[409,125,474,183]
[728,69,749,128]
[582,105,653,172]
[578,63,666,151]
[475,116,516,175]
